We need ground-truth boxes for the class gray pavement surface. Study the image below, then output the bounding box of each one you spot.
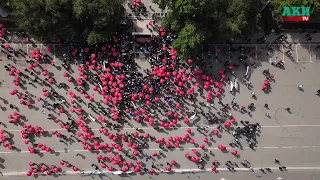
[0,169,320,180]
[0,34,319,180]
[230,31,320,44]
[2,24,320,44]
[124,0,167,20]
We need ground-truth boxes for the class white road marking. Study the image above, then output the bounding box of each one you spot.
[309,44,313,62]
[3,167,320,176]
[261,125,320,128]
[149,148,161,151]
[295,44,299,62]
[263,146,279,149]
[189,147,219,150]
[0,145,315,154]
[74,150,89,152]
[53,45,56,62]
[131,124,320,129]
[269,57,272,63]
[5,124,320,132]
[0,152,12,154]
[55,150,68,153]
[281,45,285,62]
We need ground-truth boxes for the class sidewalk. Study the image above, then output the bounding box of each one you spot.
[229,32,320,45]
[132,20,158,35]
[124,0,167,20]
[2,23,320,45]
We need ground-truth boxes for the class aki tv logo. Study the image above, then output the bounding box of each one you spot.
[282,6,310,22]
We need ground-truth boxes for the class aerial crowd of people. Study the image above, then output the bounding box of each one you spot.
[0,2,310,176]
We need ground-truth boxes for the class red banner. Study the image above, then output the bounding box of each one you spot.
[283,16,310,22]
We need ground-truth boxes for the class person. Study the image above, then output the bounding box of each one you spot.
[248,103,254,109]
[247,81,252,88]
[285,108,290,111]
[151,164,156,169]
[251,91,256,98]
[275,159,280,164]
[272,60,284,67]
[259,168,264,172]
[277,60,284,66]
[298,85,303,89]
[262,68,270,76]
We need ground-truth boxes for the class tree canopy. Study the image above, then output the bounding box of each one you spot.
[153,0,267,60]
[172,23,205,60]
[8,0,125,44]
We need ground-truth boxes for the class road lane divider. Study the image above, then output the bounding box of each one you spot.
[0,145,316,154]
[3,166,320,176]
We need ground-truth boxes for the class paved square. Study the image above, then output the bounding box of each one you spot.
[310,44,320,62]
[0,40,319,180]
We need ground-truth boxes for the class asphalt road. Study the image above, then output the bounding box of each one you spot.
[0,39,319,179]
[0,169,319,180]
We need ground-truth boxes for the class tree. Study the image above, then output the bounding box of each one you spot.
[73,0,125,44]
[153,0,267,60]
[8,0,125,44]
[9,0,79,41]
[87,30,108,45]
[272,0,320,22]
[0,0,9,9]
[172,23,205,60]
